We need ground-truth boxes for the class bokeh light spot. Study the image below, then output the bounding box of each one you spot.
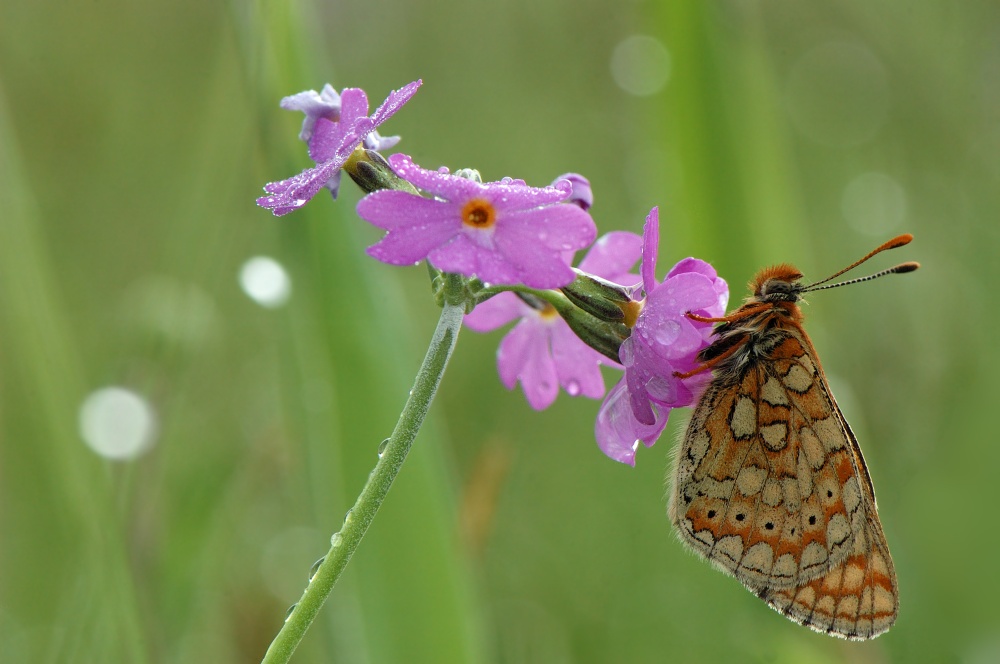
[240,256,291,308]
[611,35,672,97]
[79,387,157,460]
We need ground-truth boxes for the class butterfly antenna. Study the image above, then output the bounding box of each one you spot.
[803,261,919,292]
[802,234,917,292]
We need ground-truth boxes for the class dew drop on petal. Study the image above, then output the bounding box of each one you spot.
[79,386,157,460]
[654,319,681,346]
[565,380,581,396]
[619,339,635,367]
[239,256,291,308]
[645,375,677,403]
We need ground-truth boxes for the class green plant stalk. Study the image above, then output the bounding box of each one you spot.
[261,273,466,664]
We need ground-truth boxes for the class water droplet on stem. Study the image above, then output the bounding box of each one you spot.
[308,557,325,581]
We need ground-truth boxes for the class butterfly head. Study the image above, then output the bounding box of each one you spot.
[749,264,805,304]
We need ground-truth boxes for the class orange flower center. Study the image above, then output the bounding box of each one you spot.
[539,303,558,320]
[620,299,644,328]
[461,198,496,229]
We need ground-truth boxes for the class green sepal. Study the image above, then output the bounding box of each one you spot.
[345,149,420,195]
[559,269,634,323]
[549,292,629,363]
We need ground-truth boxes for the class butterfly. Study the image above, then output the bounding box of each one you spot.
[668,235,918,640]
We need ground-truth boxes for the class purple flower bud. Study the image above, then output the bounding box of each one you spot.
[552,173,593,211]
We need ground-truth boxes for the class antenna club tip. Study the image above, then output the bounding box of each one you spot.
[896,261,920,273]
[888,233,914,248]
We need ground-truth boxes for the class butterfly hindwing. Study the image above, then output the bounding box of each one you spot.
[668,327,897,638]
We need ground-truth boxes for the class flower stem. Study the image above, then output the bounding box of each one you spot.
[260,273,466,664]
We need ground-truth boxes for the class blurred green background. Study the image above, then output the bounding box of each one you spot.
[1,1,996,662]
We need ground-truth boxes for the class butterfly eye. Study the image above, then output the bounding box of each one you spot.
[760,279,791,297]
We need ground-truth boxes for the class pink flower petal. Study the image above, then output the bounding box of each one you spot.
[464,293,527,332]
[501,205,597,253]
[356,190,460,230]
[428,234,517,283]
[491,235,577,288]
[370,80,422,126]
[387,154,483,200]
[577,231,642,281]
[482,180,574,209]
[594,379,670,466]
[308,117,340,162]
[497,321,559,410]
[550,323,607,398]
[257,159,342,215]
[337,88,371,126]
[366,220,460,265]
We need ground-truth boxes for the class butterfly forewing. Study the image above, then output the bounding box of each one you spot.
[668,305,899,639]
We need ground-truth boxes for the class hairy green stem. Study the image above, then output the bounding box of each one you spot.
[261,273,466,664]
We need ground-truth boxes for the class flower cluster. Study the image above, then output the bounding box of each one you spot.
[257,82,729,465]
[464,228,642,410]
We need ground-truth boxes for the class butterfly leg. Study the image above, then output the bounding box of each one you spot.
[673,333,749,379]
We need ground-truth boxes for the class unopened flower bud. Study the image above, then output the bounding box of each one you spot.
[560,269,635,324]
[345,149,420,195]
[553,173,593,211]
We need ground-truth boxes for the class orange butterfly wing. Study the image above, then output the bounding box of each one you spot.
[669,325,898,639]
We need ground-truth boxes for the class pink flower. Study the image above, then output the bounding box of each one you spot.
[356,154,597,289]
[465,232,642,410]
[595,207,728,466]
[257,80,421,216]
